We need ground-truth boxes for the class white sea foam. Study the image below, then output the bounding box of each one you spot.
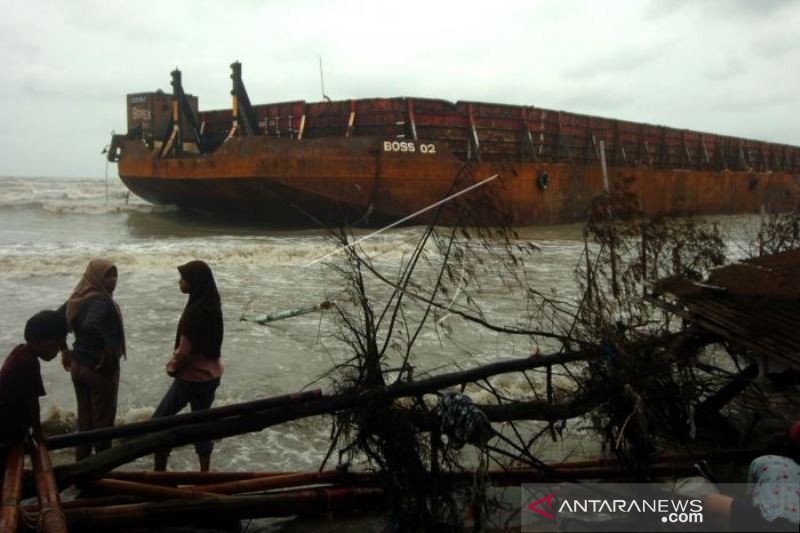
[0,232,432,280]
[0,176,161,215]
[118,406,156,425]
[40,201,173,215]
[42,405,77,435]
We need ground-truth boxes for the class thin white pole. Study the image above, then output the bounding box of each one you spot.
[318,56,326,100]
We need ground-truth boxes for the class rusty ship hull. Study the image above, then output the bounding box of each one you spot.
[113,67,800,226]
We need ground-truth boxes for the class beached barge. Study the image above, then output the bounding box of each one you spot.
[109,63,800,226]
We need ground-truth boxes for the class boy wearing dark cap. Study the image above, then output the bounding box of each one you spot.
[0,310,68,468]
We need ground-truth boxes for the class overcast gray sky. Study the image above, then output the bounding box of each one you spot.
[1,0,798,178]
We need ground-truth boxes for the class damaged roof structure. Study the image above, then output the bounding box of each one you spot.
[651,248,800,370]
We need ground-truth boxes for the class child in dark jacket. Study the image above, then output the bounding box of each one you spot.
[0,310,68,473]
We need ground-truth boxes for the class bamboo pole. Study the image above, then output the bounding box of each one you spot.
[31,441,67,533]
[105,470,290,486]
[48,388,323,450]
[89,478,220,500]
[62,487,385,529]
[244,300,333,324]
[194,470,378,495]
[0,442,24,533]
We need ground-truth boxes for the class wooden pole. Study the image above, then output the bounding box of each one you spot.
[31,441,68,533]
[48,388,323,450]
[0,442,24,533]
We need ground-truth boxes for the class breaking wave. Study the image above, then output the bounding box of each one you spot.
[0,232,428,280]
[0,176,166,215]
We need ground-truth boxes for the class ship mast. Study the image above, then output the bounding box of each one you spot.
[230,62,260,136]
[158,68,204,157]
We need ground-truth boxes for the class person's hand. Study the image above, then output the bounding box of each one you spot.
[60,349,73,372]
[702,493,733,528]
[166,356,179,377]
[26,426,44,445]
[94,347,113,373]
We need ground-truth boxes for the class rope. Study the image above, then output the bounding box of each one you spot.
[436,253,468,326]
[37,505,68,530]
[306,174,499,267]
[19,504,38,530]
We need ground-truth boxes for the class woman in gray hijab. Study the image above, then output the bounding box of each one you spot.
[59,258,126,461]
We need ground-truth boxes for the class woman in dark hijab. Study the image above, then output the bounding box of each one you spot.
[59,258,126,461]
[152,260,224,472]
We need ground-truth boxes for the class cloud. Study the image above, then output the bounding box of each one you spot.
[561,46,667,80]
[704,57,745,82]
[0,0,798,177]
[708,0,795,17]
[750,32,800,59]
[644,0,794,19]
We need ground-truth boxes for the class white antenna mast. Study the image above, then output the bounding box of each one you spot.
[319,56,331,102]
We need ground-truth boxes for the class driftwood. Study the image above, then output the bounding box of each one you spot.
[47,389,323,450]
[53,393,355,487]
[53,349,597,487]
[477,395,599,422]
